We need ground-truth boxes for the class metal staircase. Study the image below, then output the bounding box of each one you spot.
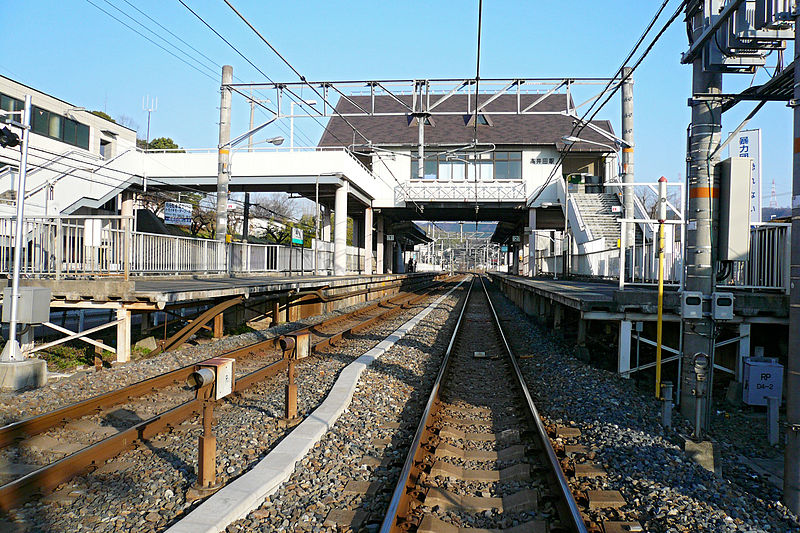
[570,192,643,246]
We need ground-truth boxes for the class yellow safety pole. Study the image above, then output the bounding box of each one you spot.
[655,176,667,398]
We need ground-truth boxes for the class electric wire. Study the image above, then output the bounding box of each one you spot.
[83,0,218,83]
[23,145,304,224]
[218,0,425,213]
[527,0,688,206]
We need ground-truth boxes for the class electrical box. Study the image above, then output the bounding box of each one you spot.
[742,357,783,406]
[199,357,235,400]
[712,292,734,320]
[681,291,703,319]
[2,287,51,324]
[716,157,752,261]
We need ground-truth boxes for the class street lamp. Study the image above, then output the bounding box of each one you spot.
[290,99,317,151]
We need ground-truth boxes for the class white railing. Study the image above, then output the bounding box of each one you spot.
[720,223,791,293]
[133,231,226,274]
[397,181,526,203]
[0,216,370,278]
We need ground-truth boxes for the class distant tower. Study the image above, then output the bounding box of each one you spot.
[770,179,778,208]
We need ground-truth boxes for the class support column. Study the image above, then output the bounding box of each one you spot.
[364,207,374,275]
[680,2,723,427]
[216,65,233,241]
[116,307,131,363]
[213,313,223,339]
[376,215,384,274]
[512,245,519,275]
[621,66,635,245]
[784,7,800,514]
[333,182,348,276]
[737,323,750,381]
[321,206,332,241]
[528,208,537,277]
[618,320,632,374]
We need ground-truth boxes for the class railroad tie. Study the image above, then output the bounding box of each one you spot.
[417,515,547,533]
[429,460,530,482]
[424,486,539,513]
[434,442,526,462]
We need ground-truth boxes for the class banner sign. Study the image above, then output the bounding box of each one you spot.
[731,129,761,224]
[164,202,192,226]
[291,227,304,245]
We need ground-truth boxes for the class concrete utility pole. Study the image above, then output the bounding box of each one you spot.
[216,65,233,241]
[680,2,723,427]
[784,8,800,515]
[621,66,635,245]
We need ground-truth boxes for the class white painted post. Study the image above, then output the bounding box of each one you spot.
[364,207,373,275]
[737,323,751,382]
[618,320,632,375]
[376,215,384,274]
[116,307,131,363]
[333,182,348,275]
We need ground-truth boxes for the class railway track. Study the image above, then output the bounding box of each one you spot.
[380,275,588,533]
[0,275,461,512]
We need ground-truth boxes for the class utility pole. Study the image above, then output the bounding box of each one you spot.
[216,65,233,241]
[621,66,635,245]
[680,1,723,428]
[784,7,800,515]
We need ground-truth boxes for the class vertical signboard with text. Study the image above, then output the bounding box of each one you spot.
[731,129,761,224]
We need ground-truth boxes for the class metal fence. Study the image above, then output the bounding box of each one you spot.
[533,222,790,293]
[0,216,370,278]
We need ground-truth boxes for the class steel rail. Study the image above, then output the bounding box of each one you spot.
[0,277,458,511]
[380,277,474,533]
[479,276,588,533]
[380,275,588,532]
[0,278,443,450]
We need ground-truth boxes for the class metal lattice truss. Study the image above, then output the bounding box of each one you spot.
[228,77,621,119]
[396,182,526,203]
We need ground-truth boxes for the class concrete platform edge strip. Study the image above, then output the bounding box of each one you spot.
[165,278,466,533]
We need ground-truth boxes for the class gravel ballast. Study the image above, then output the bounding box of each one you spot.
[486,279,799,533]
[226,284,467,532]
[0,284,461,532]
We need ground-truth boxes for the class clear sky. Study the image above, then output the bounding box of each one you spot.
[2,0,793,207]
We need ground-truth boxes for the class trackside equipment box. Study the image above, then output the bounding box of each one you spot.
[742,357,783,406]
[2,287,51,324]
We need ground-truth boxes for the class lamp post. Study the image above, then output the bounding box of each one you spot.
[290,99,317,151]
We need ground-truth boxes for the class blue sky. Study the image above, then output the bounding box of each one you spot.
[2,0,793,206]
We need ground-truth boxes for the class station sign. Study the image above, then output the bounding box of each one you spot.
[164,202,192,226]
[730,129,761,224]
[386,234,395,241]
[500,245,508,252]
[291,227,304,245]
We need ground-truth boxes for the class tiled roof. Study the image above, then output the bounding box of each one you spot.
[318,93,614,151]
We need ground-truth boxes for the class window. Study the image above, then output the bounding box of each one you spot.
[0,94,23,124]
[493,151,522,180]
[30,105,90,150]
[411,150,521,181]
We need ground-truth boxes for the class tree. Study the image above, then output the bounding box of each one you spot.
[147,137,181,151]
[249,193,302,244]
[90,110,115,123]
[116,114,139,131]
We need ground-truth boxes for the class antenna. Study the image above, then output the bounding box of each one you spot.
[142,95,158,147]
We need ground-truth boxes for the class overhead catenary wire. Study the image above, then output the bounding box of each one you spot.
[527,0,687,206]
[218,0,427,214]
[22,144,305,225]
[83,0,218,83]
